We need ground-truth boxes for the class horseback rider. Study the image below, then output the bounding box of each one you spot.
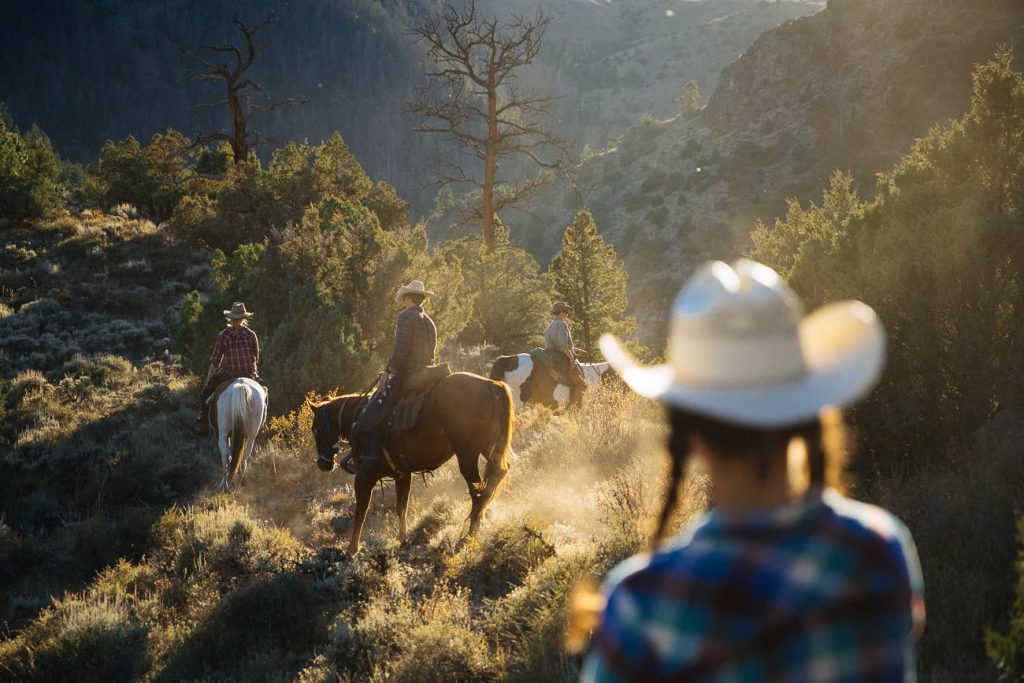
[340,280,437,475]
[545,301,587,396]
[194,302,263,437]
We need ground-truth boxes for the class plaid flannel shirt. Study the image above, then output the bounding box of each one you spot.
[210,325,259,376]
[387,305,437,374]
[582,490,925,683]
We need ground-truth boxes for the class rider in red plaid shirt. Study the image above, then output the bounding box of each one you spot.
[195,302,263,436]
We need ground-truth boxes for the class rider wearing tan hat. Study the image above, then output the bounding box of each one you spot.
[341,280,437,475]
[194,302,263,436]
[583,260,924,681]
[544,301,587,398]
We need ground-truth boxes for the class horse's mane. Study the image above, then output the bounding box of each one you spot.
[315,392,371,440]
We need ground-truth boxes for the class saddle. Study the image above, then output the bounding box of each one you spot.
[205,377,238,406]
[205,376,269,434]
[530,348,586,389]
[392,363,451,431]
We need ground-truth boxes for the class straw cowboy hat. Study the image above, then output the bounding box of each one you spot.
[551,301,575,315]
[223,302,254,320]
[599,259,885,427]
[395,279,434,305]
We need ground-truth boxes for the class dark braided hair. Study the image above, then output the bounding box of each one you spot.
[651,407,849,547]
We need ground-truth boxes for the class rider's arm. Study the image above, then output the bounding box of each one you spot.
[552,320,574,359]
[387,310,412,373]
[206,333,224,382]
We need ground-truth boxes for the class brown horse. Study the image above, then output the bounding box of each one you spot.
[310,372,513,554]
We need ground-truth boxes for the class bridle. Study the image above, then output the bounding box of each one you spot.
[315,403,344,471]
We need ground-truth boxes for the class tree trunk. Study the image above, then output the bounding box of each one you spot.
[229,89,246,164]
[482,71,498,251]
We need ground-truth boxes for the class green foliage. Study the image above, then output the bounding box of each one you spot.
[546,209,635,357]
[748,49,1024,474]
[0,106,64,225]
[442,223,550,352]
[169,132,396,253]
[175,197,469,411]
[91,130,195,220]
[676,79,701,117]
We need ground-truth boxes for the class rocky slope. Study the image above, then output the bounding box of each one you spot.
[507,0,1024,345]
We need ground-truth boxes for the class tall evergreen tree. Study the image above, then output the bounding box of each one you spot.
[546,208,634,357]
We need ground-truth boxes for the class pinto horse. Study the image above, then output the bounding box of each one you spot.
[216,377,267,491]
[310,372,513,555]
[489,354,615,410]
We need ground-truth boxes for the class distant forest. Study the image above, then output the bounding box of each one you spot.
[0,0,443,207]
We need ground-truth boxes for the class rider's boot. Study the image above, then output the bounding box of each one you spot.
[194,396,211,437]
[352,431,382,477]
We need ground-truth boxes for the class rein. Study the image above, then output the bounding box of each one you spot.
[317,373,381,470]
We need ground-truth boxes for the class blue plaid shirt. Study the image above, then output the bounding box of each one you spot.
[582,490,925,682]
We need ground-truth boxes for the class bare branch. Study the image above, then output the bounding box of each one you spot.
[183,10,305,164]
[408,0,570,249]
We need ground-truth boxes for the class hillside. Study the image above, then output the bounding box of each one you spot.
[507,0,1024,344]
[0,0,820,214]
[0,212,680,679]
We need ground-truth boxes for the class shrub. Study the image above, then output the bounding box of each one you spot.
[157,572,326,681]
[450,523,556,600]
[0,595,150,682]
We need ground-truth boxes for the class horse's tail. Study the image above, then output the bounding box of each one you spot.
[229,382,252,481]
[479,380,513,508]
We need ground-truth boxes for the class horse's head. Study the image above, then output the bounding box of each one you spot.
[309,399,340,472]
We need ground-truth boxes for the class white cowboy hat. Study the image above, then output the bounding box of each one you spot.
[599,259,885,427]
[395,279,434,305]
[223,302,254,319]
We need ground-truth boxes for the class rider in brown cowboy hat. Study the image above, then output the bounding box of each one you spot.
[194,302,263,436]
[340,280,437,475]
[545,301,588,396]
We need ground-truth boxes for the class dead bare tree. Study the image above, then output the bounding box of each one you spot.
[408,0,570,251]
[183,12,307,165]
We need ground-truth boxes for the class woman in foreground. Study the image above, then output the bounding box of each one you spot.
[583,259,925,682]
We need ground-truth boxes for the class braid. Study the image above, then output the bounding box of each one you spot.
[651,409,691,548]
[652,450,686,547]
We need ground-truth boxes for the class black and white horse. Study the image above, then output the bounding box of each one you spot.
[489,354,614,410]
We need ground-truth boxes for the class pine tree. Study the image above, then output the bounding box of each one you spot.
[546,209,634,357]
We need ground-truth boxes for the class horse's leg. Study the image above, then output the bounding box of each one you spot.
[239,430,258,486]
[218,421,231,492]
[348,474,376,555]
[456,451,486,535]
[395,473,412,544]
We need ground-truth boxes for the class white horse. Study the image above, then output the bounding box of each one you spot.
[489,354,613,410]
[216,377,267,491]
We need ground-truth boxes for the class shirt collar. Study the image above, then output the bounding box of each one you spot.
[681,490,830,542]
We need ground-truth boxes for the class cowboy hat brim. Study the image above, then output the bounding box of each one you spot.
[599,301,885,427]
[395,286,434,305]
[223,311,254,319]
